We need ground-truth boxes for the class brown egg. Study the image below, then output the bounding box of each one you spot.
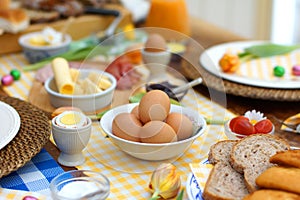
[166,112,193,141]
[139,90,170,124]
[144,33,167,52]
[112,113,142,142]
[131,105,140,120]
[140,121,177,143]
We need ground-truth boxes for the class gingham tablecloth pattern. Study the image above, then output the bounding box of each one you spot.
[1,53,235,199]
[0,149,64,199]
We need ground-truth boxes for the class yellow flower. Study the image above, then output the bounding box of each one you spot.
[149,163,181,199]
[219,53,240,73]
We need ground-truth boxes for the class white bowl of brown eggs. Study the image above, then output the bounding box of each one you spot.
[100,90,207,161]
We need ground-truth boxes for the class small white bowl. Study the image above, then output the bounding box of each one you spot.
[45,69,117,113]
[18,32,72,63]
[100,103,207,161]
[141,48,171,75]
[224,120,275,140]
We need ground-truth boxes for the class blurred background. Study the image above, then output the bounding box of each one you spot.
[185,0,300,44]
[123,0,299,44]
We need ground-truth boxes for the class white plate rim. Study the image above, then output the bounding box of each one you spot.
[199,40,300,89]
[0,101,21,150]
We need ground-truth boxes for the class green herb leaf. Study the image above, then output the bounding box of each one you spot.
[176,189,185,200]
[23,44,111,71]
[243,43,300,58]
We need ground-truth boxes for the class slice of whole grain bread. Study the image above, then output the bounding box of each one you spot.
[203,162,249,200]
[230,134,290,193]
[203,140,249,200]
[208,140,237,165]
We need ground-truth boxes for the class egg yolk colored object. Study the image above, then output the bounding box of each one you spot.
[59,113,82,125]
[167,42,186,54]
[28,35,48,46]
[55,111,86,128]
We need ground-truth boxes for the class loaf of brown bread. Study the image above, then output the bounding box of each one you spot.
[203,140,249,200]
[243,189,300,200]
[256,166,300,195]
[270,149,300,168]
[230,134,290,193]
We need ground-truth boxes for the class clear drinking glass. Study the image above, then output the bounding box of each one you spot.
[50,170,110,200]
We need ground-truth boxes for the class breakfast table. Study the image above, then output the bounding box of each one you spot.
[0,14,300,200]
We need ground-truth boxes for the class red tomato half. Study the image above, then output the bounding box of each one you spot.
[229,116,249,130]
[231,119,256,135]
[254,119,273,133]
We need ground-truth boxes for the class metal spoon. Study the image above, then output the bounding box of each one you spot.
[172,77,203,94]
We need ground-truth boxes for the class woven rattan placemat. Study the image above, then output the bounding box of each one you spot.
[182,61,300,102]
[0,96,51,178]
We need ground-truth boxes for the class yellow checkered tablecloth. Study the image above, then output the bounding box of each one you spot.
[1,53,235,199]
[0,188,48,200]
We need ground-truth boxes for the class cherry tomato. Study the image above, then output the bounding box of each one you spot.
[229,116,249,130]
[231,119,256,135]
[254,119,273,133]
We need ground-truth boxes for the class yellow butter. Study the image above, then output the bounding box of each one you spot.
[51,58,74,95]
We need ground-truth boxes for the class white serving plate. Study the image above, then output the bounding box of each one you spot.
[0,101,21,150]
[200,40,300,89]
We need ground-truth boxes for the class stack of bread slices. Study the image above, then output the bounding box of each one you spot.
[203,134,300,200]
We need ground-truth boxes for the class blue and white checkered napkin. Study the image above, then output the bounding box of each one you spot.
[0,149,64,196]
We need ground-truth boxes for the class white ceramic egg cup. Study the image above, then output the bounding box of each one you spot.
[141,48,171,79]
[51,116,92,167]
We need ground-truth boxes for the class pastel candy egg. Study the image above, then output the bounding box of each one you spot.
[10,69,21,80]
[273,65,285,77]
[22,196,39,200]
[1,74,14,86]
[292,65,300,76]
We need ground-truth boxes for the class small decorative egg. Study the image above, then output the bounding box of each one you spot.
[292,65,300,76]
[22,196,39,200]
[1,74,14,86]
[10,69,21,80]
[273,65,285,77]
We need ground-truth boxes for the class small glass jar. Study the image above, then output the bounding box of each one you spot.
[50,170,110,200]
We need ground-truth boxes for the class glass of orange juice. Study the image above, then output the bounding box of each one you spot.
[144,0,190,37]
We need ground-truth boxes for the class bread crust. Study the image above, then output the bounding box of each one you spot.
[270,149,300,168]
[243,189,300,200]
[0,9,28,24]
[203,140,249,200]
[230,134,290,192]
[208,140,237,165]
[256,166,300,194]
